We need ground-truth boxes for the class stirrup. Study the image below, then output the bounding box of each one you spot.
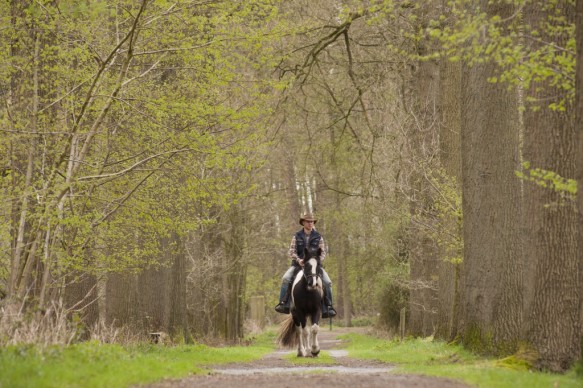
[275,302,290,314]
[322,306,336,318]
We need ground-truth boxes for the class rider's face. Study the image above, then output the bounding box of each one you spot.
[303,220,314,232]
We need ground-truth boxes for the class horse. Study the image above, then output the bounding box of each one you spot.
[277,247,323,357]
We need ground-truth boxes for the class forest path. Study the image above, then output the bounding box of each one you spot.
[146,325,469,388]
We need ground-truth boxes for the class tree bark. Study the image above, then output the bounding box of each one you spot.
[64,273,99,339]
[328,125,353,326]
[407,1,440,336]
[137,265,171,332]
[458,0,523,354]
[435,55,462,341]
[106,272,140,328]
[221,209,247,340]
[522,1,580,371]
[576,0,583,363]
[169,233,189,341]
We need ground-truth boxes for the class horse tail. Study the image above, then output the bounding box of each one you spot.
[276,315,298,348]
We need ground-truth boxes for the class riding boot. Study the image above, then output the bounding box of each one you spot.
[274,282,291,314]
[321,283,337,318]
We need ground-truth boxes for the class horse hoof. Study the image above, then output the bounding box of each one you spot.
[311,349,320,357]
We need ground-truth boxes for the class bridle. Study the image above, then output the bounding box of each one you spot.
[302,258,321,285]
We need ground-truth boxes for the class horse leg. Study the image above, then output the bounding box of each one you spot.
[297,326,307,357]
[301,324,310,357]
[309,323,320,356]
[295,322,306,357]
[295,319,307,357]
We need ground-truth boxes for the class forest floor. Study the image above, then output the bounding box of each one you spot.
[144,325,470,388]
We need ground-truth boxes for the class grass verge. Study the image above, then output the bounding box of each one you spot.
[340,333,582,388]
[0,330,277,388]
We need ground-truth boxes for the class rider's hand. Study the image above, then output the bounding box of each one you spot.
[299,259,304,266]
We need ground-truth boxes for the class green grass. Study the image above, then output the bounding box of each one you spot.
[340,333,583,388]
[0,330,277,388]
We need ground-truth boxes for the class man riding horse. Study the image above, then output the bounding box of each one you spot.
[274,213,337,318]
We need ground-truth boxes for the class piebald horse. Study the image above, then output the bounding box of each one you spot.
[277,247,323,357]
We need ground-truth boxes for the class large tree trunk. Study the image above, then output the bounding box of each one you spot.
[220,209,247,340]
[458,0,523,354]
[168,234,189,341]
[435,55,462,341]
[576,0,583,364]
[8,0,41,303]
[522,1,579,372]
[321,121,353,325]
[106,272,140,328]
[332,181,353,327]
[407,2,440,336]
[137,266,171,332]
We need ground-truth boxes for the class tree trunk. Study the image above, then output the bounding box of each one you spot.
[216,209,247,340]
[106,272,140,328]
[435,55,462,341]
[63,273,99,339]
[139,266,172,332]
[407,1,440,336]
[458,0,522,354]
[8,1,40,302]
[169,233,189,342]
[327,126,353,326]
[576,0,583,363]
[522,1,579,371]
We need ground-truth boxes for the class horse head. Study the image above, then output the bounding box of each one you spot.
[303,247,322,289]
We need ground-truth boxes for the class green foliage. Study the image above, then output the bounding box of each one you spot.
[516,161,577,202]
[341,333,582,387]
[349,316,377,327]
[426,0,575,111]
[377,282,409,330]
[423,168,463,265]
[0,0,283,298]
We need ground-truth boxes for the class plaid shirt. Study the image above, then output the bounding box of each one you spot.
[288,232,327,265]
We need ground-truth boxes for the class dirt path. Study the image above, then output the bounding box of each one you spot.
[146,326,470,388]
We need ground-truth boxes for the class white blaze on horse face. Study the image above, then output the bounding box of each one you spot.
[307,258,318,288]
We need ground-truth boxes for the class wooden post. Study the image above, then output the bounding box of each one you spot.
[400,307,406,342]
[249,295,265,329]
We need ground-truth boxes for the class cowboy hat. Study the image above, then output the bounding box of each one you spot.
[299,212,318,225]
